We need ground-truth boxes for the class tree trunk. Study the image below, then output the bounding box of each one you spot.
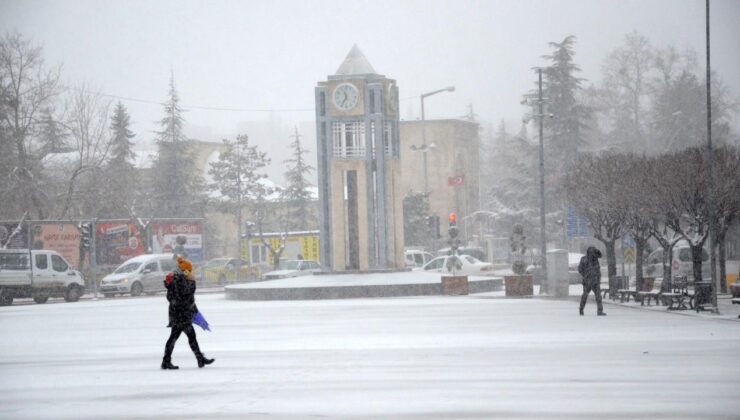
[635,238,645,291]
[604,240,617,285]
[718,236,727,294]
[690,243,704,283]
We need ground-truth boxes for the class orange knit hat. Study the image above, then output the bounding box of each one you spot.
[176,256,193,274]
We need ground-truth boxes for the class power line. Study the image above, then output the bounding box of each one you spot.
[59,85,314,113]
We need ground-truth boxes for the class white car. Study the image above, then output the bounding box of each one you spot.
[263,260,321,280]
[100,254,176,297]
[405,249,435,268]
[421,255,494,276]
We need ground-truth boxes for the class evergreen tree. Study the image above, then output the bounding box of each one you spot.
[38,107,69,155]
[208,134,270,257]
[101,101,137,217]
[150,74,204,217]
[282,127,316,231]
[542,35,591,173]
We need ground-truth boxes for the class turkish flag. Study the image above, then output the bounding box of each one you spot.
[448,176,465,186]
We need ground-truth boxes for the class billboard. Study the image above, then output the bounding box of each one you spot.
[151,221,204,262]
[95,222,146,266]
[29,222,88,269]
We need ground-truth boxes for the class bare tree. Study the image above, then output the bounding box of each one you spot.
[566,153,628,284]
[55,84,113,219]
[0,32,60,219]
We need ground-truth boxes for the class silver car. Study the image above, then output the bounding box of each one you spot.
[100,254,177,297]
[263,260,321,280]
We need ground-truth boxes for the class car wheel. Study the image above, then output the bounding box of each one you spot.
[130,282,143,297]
[34,295,49,304]
[218,274,226,286]
[64,285,83,302]
[0,289,13,306]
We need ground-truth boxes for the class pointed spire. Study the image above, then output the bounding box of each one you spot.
[335,44,378,76]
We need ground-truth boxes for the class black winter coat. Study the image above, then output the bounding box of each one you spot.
[578,246,602,285]
[164,272,198,328]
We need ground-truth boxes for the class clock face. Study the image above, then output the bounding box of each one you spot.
[333,83,359,112]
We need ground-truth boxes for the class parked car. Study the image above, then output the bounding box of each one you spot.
[646,242,710,282]
[100,254,176,297]
[436,247,488,262]
[201,257,251,285]
[404,249,435,268]
[421,255,494,276]
[263,260,321,280]
[0,249,86,305]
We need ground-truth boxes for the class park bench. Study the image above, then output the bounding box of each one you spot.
[602,276,628,301]
[618,277,654,303]
[692,282,715,313]
[732,298,740,318]
[662,277,691,310]
[636,278,661,306]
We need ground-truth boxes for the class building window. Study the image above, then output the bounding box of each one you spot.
[332,121,365,158]
[319,92,326,117]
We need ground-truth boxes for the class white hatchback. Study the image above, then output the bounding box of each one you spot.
[421,255,494,276]
[100,254,177,297]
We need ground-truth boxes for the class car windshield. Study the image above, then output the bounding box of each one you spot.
[114,262,142,274]
[464,255,480,264]
[281,261,300,270]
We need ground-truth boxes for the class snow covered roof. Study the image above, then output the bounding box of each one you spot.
[335,45,378,76]
[41,151,78,168]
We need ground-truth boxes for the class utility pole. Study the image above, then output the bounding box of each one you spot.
[536,68,549,294]
[235,138,243,284]
[705,0,719,313]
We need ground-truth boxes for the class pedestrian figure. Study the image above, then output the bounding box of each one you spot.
[161,256,215,369]
[578,246,606,316]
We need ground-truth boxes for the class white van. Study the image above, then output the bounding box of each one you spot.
[646,242,710,282]
[404,249,435,268]
[100,254,177,297]
[0,249,86,305]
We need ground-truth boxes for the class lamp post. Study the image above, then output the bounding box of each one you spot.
[420,86,455,193]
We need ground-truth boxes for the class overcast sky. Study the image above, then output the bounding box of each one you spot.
[3,0,739,156]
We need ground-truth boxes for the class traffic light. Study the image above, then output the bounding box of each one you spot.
[80,223,92,250]
[448,212,459,240]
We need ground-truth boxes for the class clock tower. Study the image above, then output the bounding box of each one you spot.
[314,45,404,271]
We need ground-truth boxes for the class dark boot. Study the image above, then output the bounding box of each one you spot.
[161,358,179,370]
[579,308,584,316]
[597,312,607,316]
[196,354,215,368]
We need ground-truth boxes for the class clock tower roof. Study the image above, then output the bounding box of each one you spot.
[335,44,379,76]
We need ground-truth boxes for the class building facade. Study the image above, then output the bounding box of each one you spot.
[314,45,405,271]
[399,119,480,235]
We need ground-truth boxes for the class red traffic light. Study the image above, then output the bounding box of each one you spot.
[449,212,457,226]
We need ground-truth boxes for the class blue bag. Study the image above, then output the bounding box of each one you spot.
[192,311,211,331]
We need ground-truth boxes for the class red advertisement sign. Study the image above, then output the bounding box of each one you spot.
[30,223,88,269]
[96,222,146,265]
[150,221,204,262]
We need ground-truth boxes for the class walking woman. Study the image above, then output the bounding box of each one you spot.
[161,256,215,369]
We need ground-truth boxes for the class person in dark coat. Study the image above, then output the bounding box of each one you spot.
[161,256,215,369]
[164,271,176,328]
[578,246,606,316]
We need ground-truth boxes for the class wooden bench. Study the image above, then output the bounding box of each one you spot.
[732,298,740,318]
[634,278,658,306]
[663,277,691,310]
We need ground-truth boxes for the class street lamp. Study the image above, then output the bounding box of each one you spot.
[420,86,455,193]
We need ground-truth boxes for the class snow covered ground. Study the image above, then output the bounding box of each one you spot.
[1,292,739,419]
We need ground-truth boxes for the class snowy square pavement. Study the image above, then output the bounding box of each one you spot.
[1,293,739,419]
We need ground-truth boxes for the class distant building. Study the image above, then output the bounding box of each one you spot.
[399,119,480,234]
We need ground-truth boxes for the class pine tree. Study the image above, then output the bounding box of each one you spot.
[150,74,204,217]
[542,35,591,176]
[403,191,433,249]
[208,134,270,257]
[101,101,137,217]
[282,127,316,231]
[38,107,69,155]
